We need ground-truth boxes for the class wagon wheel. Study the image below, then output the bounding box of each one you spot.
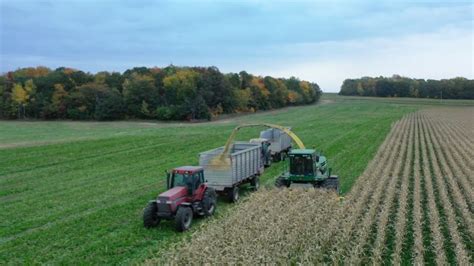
[251,176,260,191]
[227,186,240,203]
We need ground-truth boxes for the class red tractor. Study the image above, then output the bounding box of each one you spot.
[143,166,217,232]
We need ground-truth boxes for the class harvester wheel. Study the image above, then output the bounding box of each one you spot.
[175,206,193,232]
[251,176,260,191]
[143,202,160,228]
[275,176,289,188]
[323,175,340,193]
[227,186,240,203]
[202,189,217,216]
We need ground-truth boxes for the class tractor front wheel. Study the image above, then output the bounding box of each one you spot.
[143,202,160,228]
[175,206,193,232]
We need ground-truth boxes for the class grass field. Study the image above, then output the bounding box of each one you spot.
[0,94,471,264]
[162,107,474,264]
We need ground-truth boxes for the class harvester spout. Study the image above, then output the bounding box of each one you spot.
[215,123,305,164]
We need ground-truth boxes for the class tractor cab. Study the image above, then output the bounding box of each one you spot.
[167,166,205,195]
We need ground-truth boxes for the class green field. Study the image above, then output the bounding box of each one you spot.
[3,95,467,264]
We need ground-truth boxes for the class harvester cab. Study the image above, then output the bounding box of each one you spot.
[143,166,217,232]
[275,149,339,192]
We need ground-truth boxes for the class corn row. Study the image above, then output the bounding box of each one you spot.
[449,123,474,152]
[391,115,415,264]
[438,114,474,158]
[434,115,474,188]
[419,113,447,265]
[346,116,412,264]
[320,118,409,262]
[433,108,474,150]
[329,117,411,263]
[370,114,414,264]
[425,115,474,234]
[420,114,470,264]
[347,119,406,203]
[412,114,425,265]
[435,115,474,173]
[438,122,474,182]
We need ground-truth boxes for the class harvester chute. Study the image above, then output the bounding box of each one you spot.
[215,123,305,163]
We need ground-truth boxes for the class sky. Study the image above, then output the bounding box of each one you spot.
[0,0,473,92]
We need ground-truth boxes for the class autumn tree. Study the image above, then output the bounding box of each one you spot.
[46,84,68,118]
[311,82,322,102]
[0,76,12,118]
[105,72,124,92]
[339,79,358,96]
[197,67,236,114]
[239,71,253,90]
[249,76,270,110]
[12,67,51,83]
[299,81,316,103]
[0,65,327,120]
[94,88,124,120]
[122,73,159,118]
[11,82,33,119]
[66,83,124,120]
[264,76,288,108]
[287,90,302,105]
[163,69,209,120]
[339,75,473,99]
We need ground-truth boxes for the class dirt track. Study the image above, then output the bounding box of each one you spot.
[156,107,473,265]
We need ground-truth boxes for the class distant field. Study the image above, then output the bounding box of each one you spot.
[325,93,474,106]
[1,95,471,264]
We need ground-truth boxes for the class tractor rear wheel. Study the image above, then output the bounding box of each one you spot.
[322,175,340,193]
[227,186,240,203]
[202,188,217,216]
[143,202,160,228]
[175,206,193,232]
[251,176,260,191]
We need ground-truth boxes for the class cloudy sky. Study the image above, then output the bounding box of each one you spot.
[1,0,473,91]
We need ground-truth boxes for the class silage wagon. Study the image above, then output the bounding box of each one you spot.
[258,127,292,161]
[199,142,263,202]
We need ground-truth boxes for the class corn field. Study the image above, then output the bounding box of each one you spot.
[157,108,473,265]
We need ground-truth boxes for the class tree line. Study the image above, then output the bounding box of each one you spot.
[0,66,322,120]
[339,75,473,99]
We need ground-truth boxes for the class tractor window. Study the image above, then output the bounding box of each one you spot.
[199,172,205,183]
[173,173,193,188]
[290,155,313,176]
[194,173,202,189]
